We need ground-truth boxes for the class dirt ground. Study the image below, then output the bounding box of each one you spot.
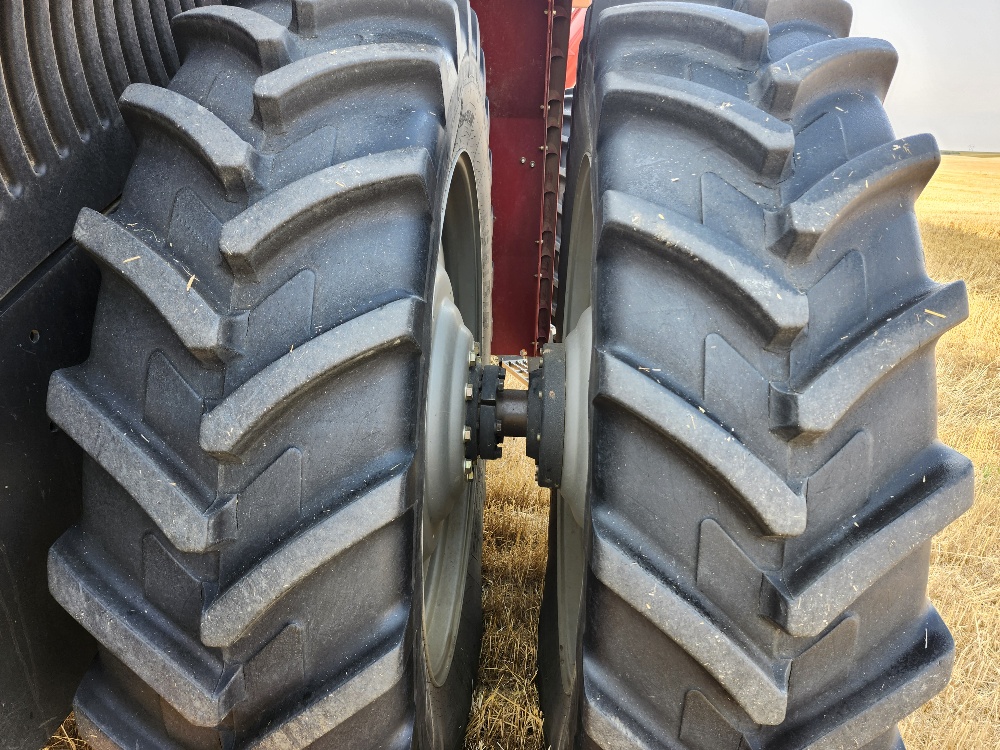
[47,155,998,749]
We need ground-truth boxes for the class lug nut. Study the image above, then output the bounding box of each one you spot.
[464,459,475,481]
[469,350,478,366]
[465,383,474,400]
[463,426,472,442]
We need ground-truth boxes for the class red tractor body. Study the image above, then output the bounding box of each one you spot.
[473,0,576,354]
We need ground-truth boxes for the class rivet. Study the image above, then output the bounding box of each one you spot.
[521,157,526,164]
[530,161,536,168]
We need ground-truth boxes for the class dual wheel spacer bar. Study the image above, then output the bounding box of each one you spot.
[464,344,567,488]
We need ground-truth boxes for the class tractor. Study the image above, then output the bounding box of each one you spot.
[0,1,969,748]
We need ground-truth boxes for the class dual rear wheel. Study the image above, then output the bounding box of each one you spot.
[48,1,969,748]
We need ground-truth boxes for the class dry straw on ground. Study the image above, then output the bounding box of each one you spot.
[47,155,998,749]
[463,432,550,749]
[896,154,1000,748]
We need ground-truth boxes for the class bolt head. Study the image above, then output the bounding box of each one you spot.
[468,350,477,365]
[463,426,472,442]
[465,383,474,400]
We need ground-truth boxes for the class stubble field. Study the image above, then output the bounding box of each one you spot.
[49,155,999,749]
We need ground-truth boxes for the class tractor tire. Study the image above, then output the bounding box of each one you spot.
[46,2,492,748]
[540,2,972,749]
[0,2,213,747]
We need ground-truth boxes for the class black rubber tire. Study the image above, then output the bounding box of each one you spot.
[540,1,972,748]
[0,3,209,748]
[46,2,491,748]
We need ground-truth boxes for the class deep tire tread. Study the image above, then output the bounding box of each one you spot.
[544,1,971,747]
[200,471,409,647]
[220,148,434,280]
[598,351,806,537]
[73,207,232,363]
[596,3,770,68]
[598,71,795,179]
[756,37,897,120]
[245,639,407,750]
[199,298,420,459]
[592,532,789,725]
[120,82,259,199]
[765,445,974,637]
[49,2,487,747]
[774,281,968,437]
[601,191,808,345]
[48,527,243,728]
[769,134,940,261]
[289,0,462,63]
[47,370,230,554]
[252,43,451,137]
[173,6,297,73]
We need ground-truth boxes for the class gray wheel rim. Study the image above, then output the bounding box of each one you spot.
[422,155,483,688]
[557,156,595,688]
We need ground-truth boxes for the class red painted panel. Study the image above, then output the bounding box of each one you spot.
[472,0,548,355]
[488,117,548,355]
[472,0,572,355]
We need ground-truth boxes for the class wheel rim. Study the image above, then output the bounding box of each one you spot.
[422,155,483,688]
[556,156,595,690]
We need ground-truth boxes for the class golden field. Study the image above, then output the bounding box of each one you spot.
[48,155,998,749]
